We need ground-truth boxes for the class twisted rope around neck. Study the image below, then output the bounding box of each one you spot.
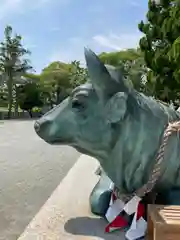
[115,121,180,203]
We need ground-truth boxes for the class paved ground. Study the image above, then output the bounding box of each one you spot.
[0,120,80,240]
[18,155,126,240]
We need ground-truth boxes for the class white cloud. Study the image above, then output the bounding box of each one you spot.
[50,37,87,64]
[93,32,142,51]
[93,35,121,50]
[0,0,69,19]
[49,32,143,64]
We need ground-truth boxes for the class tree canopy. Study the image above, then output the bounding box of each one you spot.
[0,25,33,118]
[18,82,43,117]
[138,0,180,104]
[2,3,180,119]
[98,49,147,92]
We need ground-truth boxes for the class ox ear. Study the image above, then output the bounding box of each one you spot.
[84,48,121,101]
[105,92,127,123]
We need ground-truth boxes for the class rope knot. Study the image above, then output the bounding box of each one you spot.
[168,121,180,132]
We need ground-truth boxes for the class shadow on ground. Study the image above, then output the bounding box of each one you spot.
[64,216,126,240]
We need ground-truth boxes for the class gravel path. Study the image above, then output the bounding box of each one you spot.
[0,120,80,240]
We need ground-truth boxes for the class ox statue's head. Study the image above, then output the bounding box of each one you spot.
[34,48,135,159]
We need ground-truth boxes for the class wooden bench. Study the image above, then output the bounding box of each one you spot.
[146,204,180,240]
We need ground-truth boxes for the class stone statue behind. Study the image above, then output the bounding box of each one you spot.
[34,48,180,216]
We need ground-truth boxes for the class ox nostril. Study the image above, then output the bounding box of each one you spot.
[34,121,41,133]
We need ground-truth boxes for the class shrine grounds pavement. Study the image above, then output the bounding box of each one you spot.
[18,155,128,240]
[0,120,80,240]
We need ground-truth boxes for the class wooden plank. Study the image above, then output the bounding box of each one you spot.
[146,212,154,240]
[147,204,180,240]
[148,205,165,225]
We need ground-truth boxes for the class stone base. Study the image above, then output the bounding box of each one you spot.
[18,155,126,240]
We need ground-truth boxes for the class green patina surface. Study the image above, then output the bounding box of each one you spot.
[34,48,180,216]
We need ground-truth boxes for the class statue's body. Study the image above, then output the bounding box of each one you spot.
[34,48,180,217]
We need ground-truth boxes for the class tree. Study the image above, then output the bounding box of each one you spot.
[40,61,72,106]
[18,82,43,118]
[99,48,142,66]
[138,0,180,104]
[0,73,8,106]
[69,60,88,88]
[0,25,32,118]
[99,49,148,93]
[24,73,41,81]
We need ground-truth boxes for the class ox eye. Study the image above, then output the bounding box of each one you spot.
[72,99,85,109]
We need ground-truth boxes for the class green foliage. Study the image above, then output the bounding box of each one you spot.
[38,60,88,107]
[0,25,33,118]
[0,85,8,106]
[99,49,147,93]
[69,60,88,88]
[41,61,71,89]
[0,26,32,73]
[99,49,142,66]
[40,61,72,105]
[18,82,43,117]
[138,0,180,103]
[4,12,180,117]
[24,73,41,81]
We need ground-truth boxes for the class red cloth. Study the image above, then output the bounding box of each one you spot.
[112,191,117,202]
[105,190,146,233]
[136,202,145,221]
[105,215,128,233]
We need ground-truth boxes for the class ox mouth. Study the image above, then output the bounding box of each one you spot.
[44,138,72,145]
[43,139,89,155]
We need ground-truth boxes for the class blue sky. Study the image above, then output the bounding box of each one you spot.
[0,0,148,73]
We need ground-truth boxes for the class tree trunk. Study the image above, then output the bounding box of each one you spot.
[7,73,13,119]
[7,96,13,119]
[49,99,54,109]
[14,85,19,117]
[28,110,32,118]
[56,86,61,105]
